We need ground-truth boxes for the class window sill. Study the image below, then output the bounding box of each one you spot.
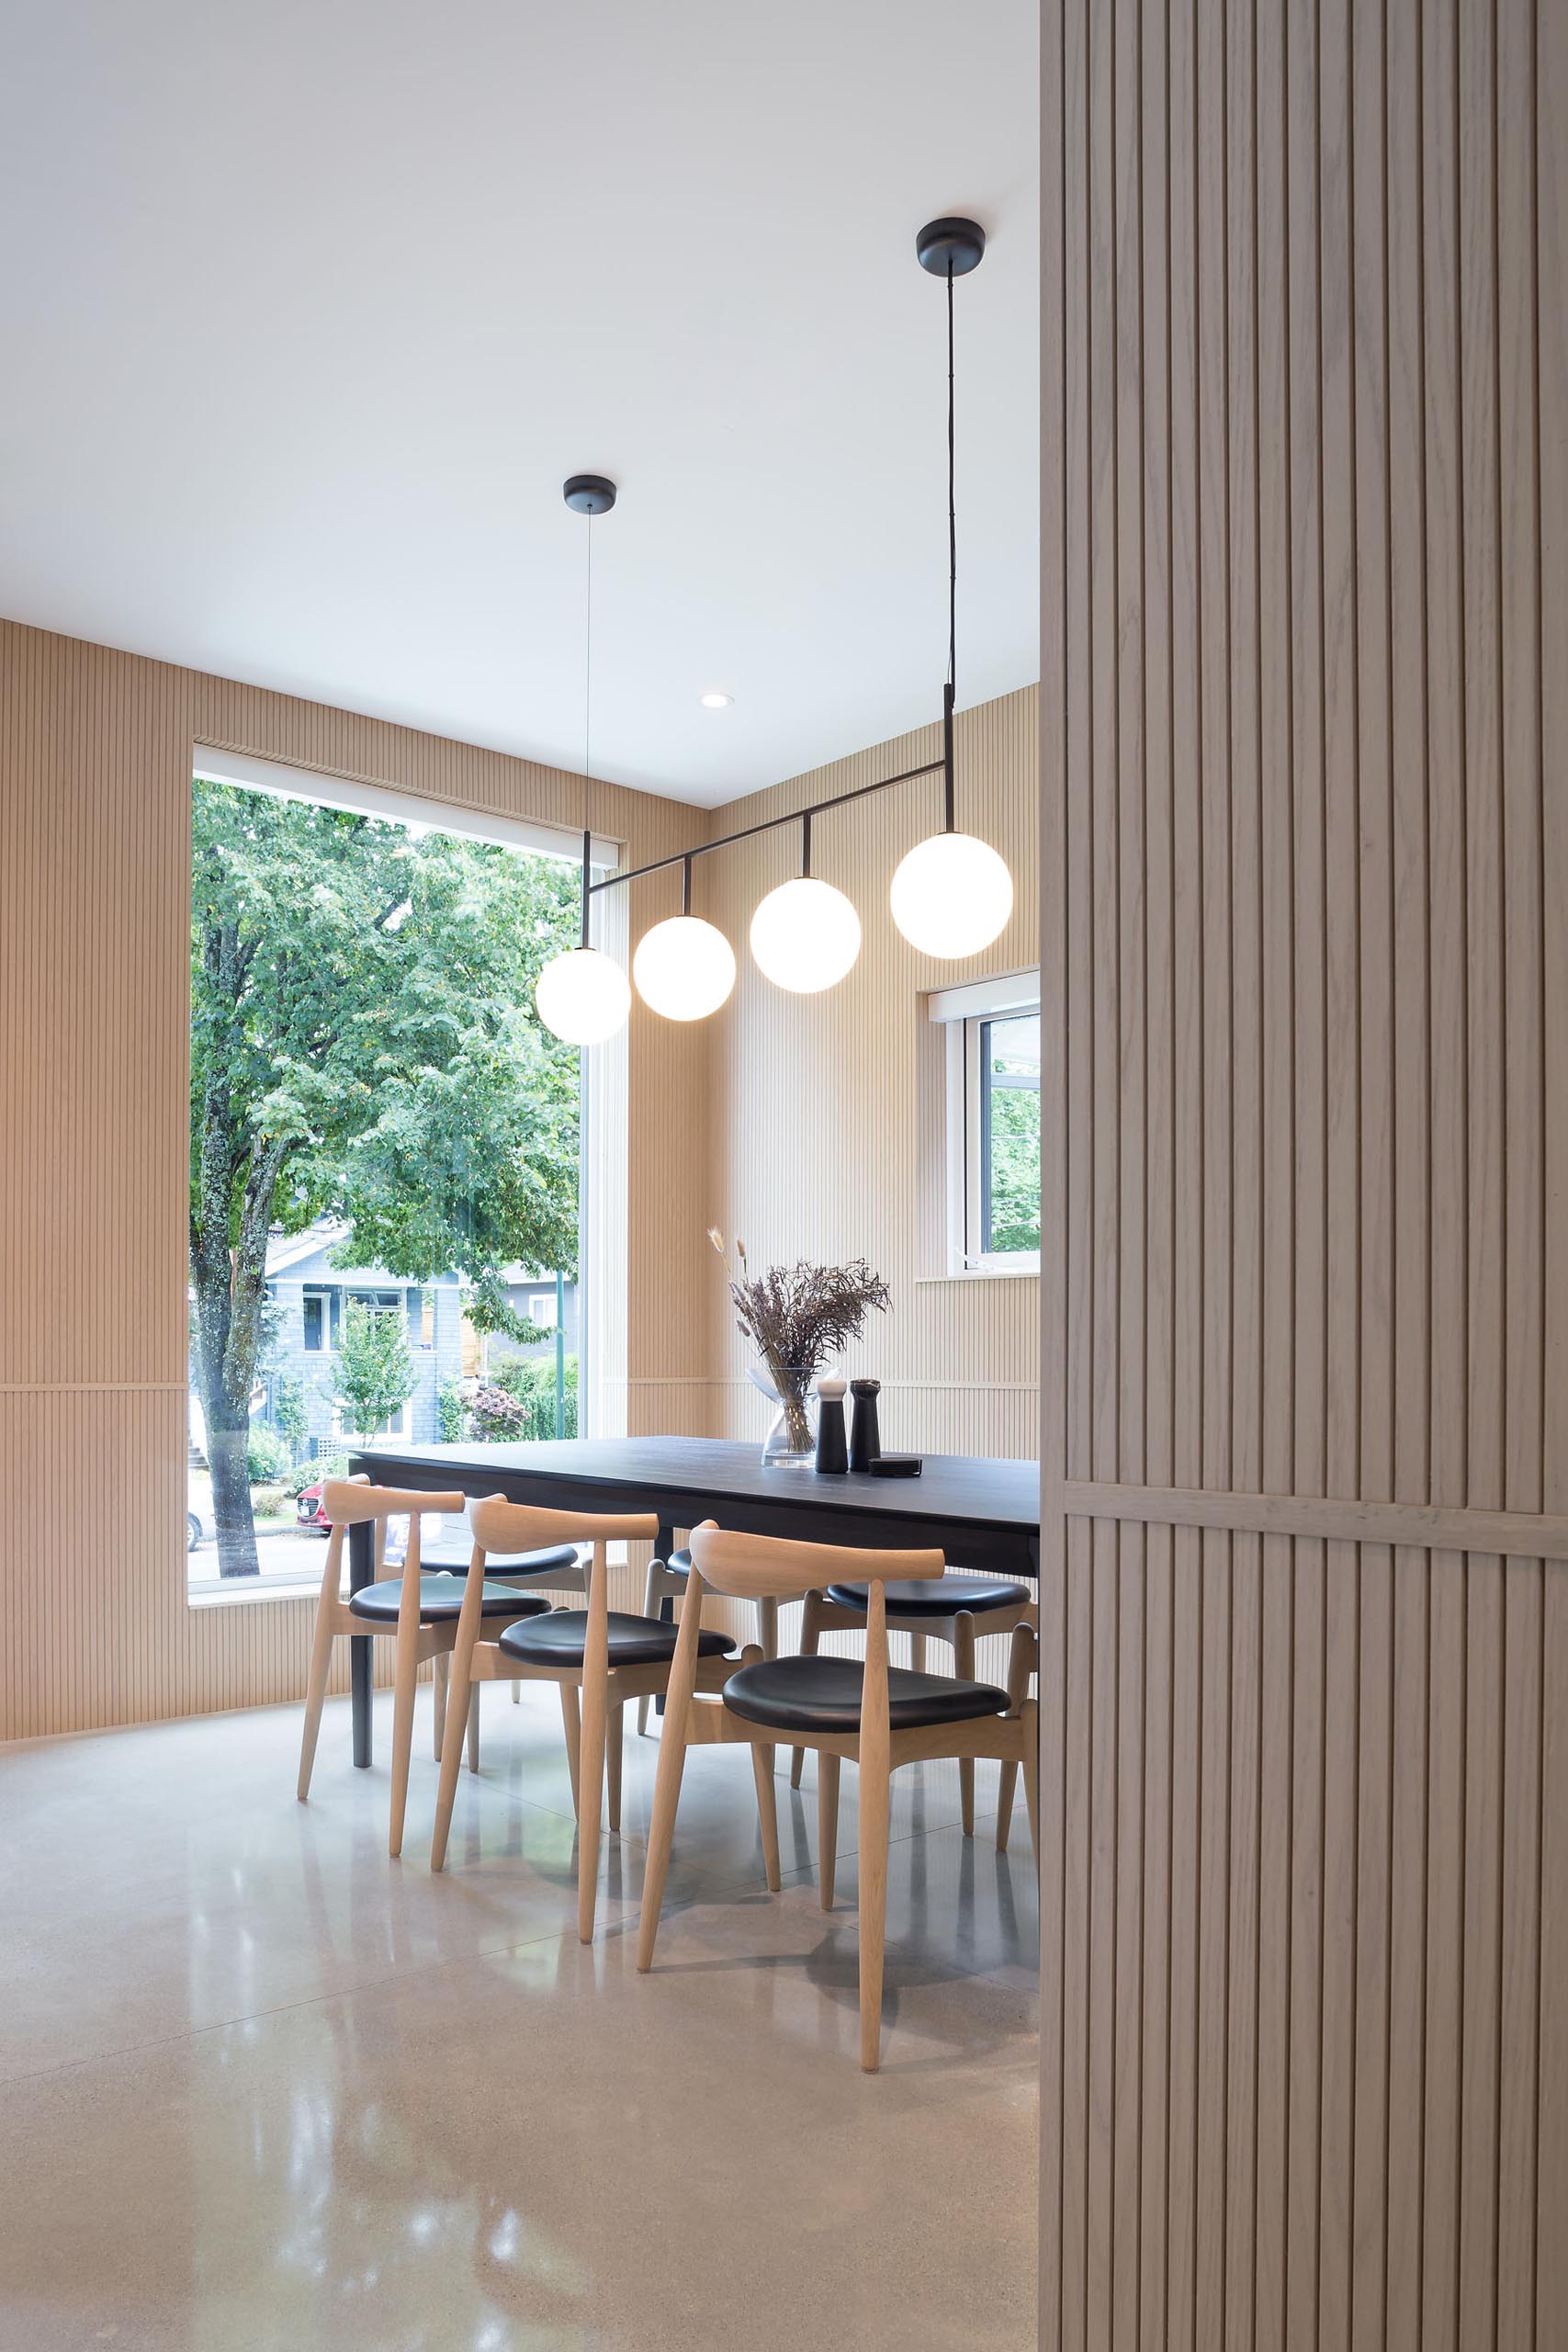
[916,1264,1042,1286]
[186,1577,319,1611]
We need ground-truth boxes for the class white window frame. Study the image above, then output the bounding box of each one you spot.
[928,969,1041,1276]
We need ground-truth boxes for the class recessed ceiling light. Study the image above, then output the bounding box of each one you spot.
[699,690,733,709]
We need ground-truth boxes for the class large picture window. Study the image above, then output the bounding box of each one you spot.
[186,755,599,1589]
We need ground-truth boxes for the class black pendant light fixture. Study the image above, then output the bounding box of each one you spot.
[888,217,1015,956]
[534,215,1014,1045]
[534,475,634,1045]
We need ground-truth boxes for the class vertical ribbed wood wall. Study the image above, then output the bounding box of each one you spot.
[1039,0,1566,2341]
[0,620,712,1738]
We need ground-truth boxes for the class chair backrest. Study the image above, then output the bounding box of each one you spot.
[686,1522,945,1602]
[315,1479,469,1612]
[468,1495,659,1559]
[449,1495,661,1645]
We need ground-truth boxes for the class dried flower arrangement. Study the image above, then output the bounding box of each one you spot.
[708,1232,891,1446]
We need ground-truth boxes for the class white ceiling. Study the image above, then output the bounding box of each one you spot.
[1,1,1040,808]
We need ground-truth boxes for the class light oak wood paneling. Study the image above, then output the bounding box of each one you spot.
[0,621,711,1738]
[1042,0,1565,2337]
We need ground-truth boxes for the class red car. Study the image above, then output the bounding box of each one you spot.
[296,1484,333,1533]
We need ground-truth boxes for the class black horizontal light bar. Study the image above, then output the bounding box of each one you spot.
[585,754,946,899]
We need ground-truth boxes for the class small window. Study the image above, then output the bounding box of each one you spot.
[527,1294,554,1328]
[926,970,1041,1274]
[302,1292,325,1351]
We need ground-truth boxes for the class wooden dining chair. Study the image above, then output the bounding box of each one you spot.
[296,1479,556,1858]
[787,1572,1037,1835]
[637,1522,1040,2072]
[429,1497,744,1942]
[635,1546,781,1736]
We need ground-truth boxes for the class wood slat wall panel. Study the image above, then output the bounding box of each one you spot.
[1043,0,1563,2335]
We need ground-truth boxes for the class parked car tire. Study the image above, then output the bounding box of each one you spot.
[187,1510,203,1552]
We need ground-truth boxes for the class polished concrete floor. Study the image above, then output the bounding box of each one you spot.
[0,1681,1039,2351]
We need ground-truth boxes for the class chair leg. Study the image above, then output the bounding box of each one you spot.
[433,1652,448,1761]
[577,1665,608,1943]
[387,1620,421,1860]
[790,1591,822,1790]
[607,1701,624,1833]
[429,1643,476,1873]
[466,1680,480,1773]
[909,1630,928,1674]
[636,1618,705,1973]
[751,1739,782,1891]
[997,1621,1038,1852]
[296,1596,337,1803]
[953,1611,976,1836]
[857,1746,891,2073]
[1021,1698,1041,1865]
[818,1750,840,1910]
[512,1678,521,1703]
[637,1557,662,1736]
[558,1682,581,1816]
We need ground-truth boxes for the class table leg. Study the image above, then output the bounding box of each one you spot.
[654,1520,676,1716]
[348,1517,374,1768]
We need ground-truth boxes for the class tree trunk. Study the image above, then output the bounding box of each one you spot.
[206,1409,260,1578]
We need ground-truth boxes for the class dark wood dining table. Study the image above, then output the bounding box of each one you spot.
[343,1434,1042,1767]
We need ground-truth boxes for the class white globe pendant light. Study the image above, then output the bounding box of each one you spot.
[890,217,1013,960]
[890,824,1013,956]
[633,861,737,1020]
[535,474,631,1047]
[750,877,862,992]
[749,814,861,993]
[536,944,632,1044]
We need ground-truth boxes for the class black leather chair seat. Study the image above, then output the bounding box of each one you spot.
[409,1544,582,1579]
[348,1576,553,1624]
[723,1654,1010,1736]
[498,1610,737,1670]
[824,1572,1032,1620]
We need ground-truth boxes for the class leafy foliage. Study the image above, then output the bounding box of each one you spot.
[328,1301,418,1440]
[437,1377,469,1444]
[272,1372,310,1462]
[986,1057,1042,1256]
[188,777,580,1572]
[469,1353,579,1442]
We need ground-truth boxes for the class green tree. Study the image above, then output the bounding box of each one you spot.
[329,1302,419,1441]
[272,1371,309,1462]
[987,1069,1042,1256]
[189,778,579,1574]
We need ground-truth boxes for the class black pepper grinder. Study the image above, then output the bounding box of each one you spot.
[814,1374,849,1474]
[848,1377,882,1472]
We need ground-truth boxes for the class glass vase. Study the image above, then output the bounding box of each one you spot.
[751,1363,818,1468]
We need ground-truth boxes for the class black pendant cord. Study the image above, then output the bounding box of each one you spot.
[681,854,693,916]
[942,256,957,833]
[579,512,594,949]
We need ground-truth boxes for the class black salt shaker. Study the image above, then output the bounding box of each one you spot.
[814,1375,849,1474]
[849,1377,882,1472]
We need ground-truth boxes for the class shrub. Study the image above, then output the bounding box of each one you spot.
[283,1454,346,1498]
[469,1355,578,1442]
[247,1424,288,1484]
[437,1377,469,1444]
